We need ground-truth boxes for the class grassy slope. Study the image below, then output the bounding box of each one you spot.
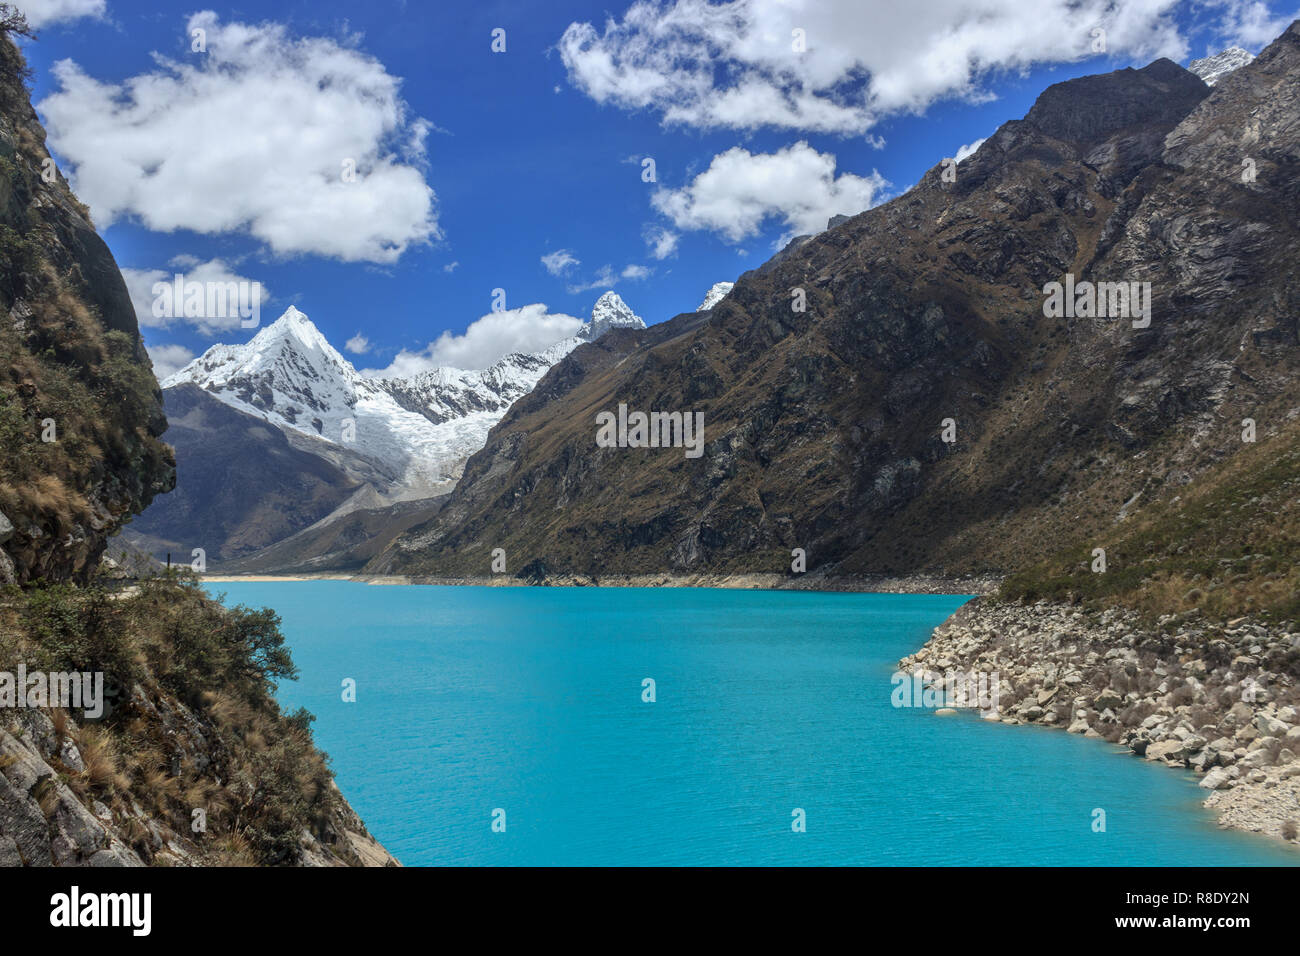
[1001,411,1300,623]
[0,573,355,865]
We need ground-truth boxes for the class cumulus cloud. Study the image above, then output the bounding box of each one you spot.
[651,141,886,243]
[120,256,271,336]
[1207,0,1298,48]
[16,0,104,28]
[559,0,1187,134]
[345,333,371,354]
[145,343,196,380]
[644,225,679,259]
[541,249,580,275]
[39,12,438,263]
[365,304,583,377]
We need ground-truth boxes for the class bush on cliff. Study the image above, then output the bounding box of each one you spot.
[1,572,343,865]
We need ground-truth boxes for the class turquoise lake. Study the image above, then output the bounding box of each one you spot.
[211,581,1297,866]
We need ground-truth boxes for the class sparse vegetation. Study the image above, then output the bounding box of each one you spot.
[1000,415,1300,624]
[0,572,346,865]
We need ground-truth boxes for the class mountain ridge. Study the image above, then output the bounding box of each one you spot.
[366,22,1300,599]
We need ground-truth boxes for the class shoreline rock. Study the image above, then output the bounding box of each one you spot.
[901,598,1300,848]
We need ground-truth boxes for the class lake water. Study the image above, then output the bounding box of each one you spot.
[211,581,1297,866]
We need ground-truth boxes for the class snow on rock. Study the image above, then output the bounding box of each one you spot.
[1189,47,1254,86]
[696,282,734,311]
[582,291,645,339]
[163,296,646,496]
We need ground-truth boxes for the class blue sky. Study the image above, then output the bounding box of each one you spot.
[14,0,1299,378]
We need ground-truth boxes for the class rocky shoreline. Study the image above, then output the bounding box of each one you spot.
[901,599,1300,848]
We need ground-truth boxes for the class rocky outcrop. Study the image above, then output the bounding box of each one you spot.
[0,702,395,867]
[901,599,1300,845]
[0,36,173,584]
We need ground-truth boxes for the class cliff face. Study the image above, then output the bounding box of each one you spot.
[0,38,173,585]
[0,34,395,868]
[371,24,1300,588]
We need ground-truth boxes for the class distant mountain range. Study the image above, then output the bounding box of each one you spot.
[161,293,647,497]
[125,291,672,569]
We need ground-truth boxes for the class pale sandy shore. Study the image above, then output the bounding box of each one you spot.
[200,570,999,594]
[202,573,354,583]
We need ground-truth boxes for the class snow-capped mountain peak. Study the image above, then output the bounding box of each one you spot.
[581,291,645,340]
[1188,47,1254,86]
[697,282,734,311]
[165,306,359,391]
[262,305,336,354]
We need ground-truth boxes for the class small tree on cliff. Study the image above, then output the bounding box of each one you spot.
[0,4,34,90]
[0,5,34,40]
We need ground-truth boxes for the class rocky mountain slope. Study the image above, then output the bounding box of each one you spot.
[122,383,370,565]
[369,26,1300,593]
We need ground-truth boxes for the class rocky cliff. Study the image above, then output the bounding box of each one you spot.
[371,25,1300,587]
[0,36,173,585]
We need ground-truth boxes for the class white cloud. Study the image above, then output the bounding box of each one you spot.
[652,141,886,243]
[1207,0,1298,48]
[40,12,438,263]
[565,262,653,293]
[345,333,371,354]
[541,249,580,275]
[954,137,988,163]
[16,0,104,28]
[645,225,679,259]
[365,304,583,377]
[120,256,271,336]
[145,343,196,380]
[566,266,617,294]
[443,261,460,273]
[559,0,1187,134]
